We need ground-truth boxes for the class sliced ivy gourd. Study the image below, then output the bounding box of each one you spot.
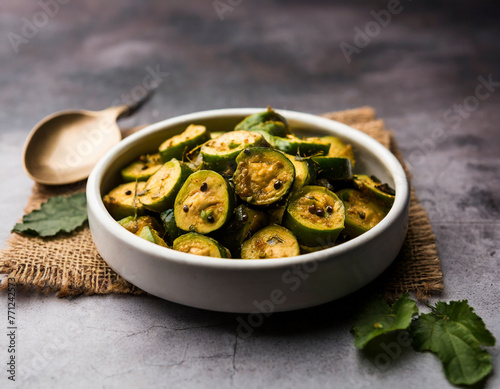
[138,159,193,213]
[285,154,314,192]
[118,215,164,235]
[213,204,270,257]
[200,130,267,175]
[159,124,211,163]
[173,232,231,258]
[136,225,168,247]
[322,136,356,167]
[283,185,345,247]
[248,121,290,137]
[353,174,395,207]
[103,181,146,220]
[268,134,330,157]
[233,147,295,206]
[311,156,353,181]
[121,153,163,182]
[240,224,300,259]
[159,209,183,245]
[337,188,389,238]
[235,107,288,132]
[174,170,234,234]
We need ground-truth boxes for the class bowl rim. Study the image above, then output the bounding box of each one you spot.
[87,108,410,270]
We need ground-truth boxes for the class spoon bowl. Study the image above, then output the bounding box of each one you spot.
[23,107,125,185]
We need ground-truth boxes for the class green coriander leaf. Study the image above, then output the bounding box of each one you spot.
[12,192,88,237]
[411,300,496,386]
[352,293,418,349]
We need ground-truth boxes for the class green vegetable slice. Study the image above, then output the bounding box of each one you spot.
[200,130,267,175]
[283,185,345,247]
[185,151,203,171]
[311,156,353,181]
[174,170,234,234]
[240,224,299,259]
[411,300,496,386]
[235,107,288,132]
[337,188,389,238]
[210,131,226,139]
[103,182,146,220]
[173,232,230,258]
[159,124,211,163]
[138,160,193,213]
[285,154,314,192]
[354,174,395,207]
[213,204,270,257]
[299,243,336,254]
[159,209,184,245]
[322,136,356,167]
[233,147,295,206]
[12,192,88,237]
[267,134,330,157]
[352,294,419,349]
[248,121,290,137]
[121,153,163,182]
[118,215,163,235]
[265,202,288,225]
[136,225,168,247]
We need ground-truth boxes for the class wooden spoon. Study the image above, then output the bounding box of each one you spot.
[23,89,155,185]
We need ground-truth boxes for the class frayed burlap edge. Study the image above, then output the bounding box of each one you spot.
[0,106,443,300]
[381,135,443,301]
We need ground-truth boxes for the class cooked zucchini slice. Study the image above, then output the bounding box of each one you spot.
[185,151,203,171]
[136,225,168,247]
[121,155,163,182]
[248,121,290,137]
[337,188,389,237]
[159,124,210,163]
[299,243,335,254]
[322,136,356,167]
[240,224,299,259]
[235,107,288,132]
[173,232,230,258]
[138,160,193,212]
[174,170,234,234]
[103,181,146,220]
[144,153,162,164]
[210,131,226,139]
[213,204,269,257]
[200,130,266,174]
[353,174,395,207]
[159,209,183,245]
[283,185,345,247]
[285,154,314,192]
[233,147,295,206]
[118,215,163,235]
[311,156,353,181]
[268,134,330,157]
[265,203,288,225]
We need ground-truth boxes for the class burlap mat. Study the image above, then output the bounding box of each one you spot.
[0,107,443,300]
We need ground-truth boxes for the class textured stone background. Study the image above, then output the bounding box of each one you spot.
[0,0,499,388]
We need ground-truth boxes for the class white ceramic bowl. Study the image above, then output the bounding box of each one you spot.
[87,108,410,313]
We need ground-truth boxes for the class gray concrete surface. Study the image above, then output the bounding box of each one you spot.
[0,0,499,388]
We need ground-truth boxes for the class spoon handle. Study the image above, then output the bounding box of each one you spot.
[107,85,158,119]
